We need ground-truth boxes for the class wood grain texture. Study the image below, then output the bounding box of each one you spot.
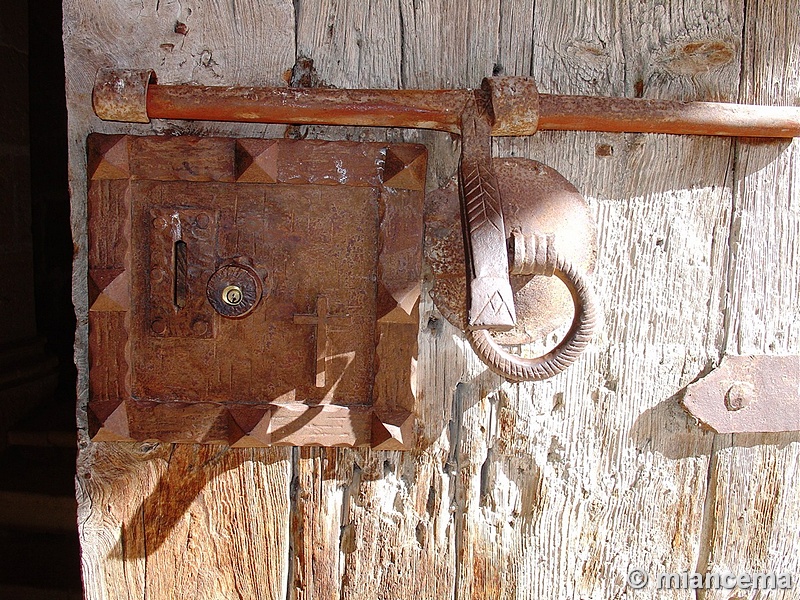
[464,2,741,598]
[66,0,800,599]
[288,3,463,599]
[699,1,800,597]
[67,1,297,597]
[76,443,290,600]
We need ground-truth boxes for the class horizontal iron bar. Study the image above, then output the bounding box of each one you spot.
[93,69,800,139]
[538,94,800,138]
[147,84,800,138]
[147,84,470,133]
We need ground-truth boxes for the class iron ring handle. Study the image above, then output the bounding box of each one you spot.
[467,248,597,382]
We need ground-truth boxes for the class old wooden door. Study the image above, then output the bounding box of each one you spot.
[66,1,800,598]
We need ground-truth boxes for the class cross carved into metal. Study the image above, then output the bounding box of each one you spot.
[293,295,352,388]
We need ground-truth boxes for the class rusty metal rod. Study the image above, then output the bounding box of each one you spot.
[147,84,800,138]
[537,94,800,138]
[146,84,469,133]
[94,69,800,139]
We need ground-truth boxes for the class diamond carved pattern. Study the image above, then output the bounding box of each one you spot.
[235,139,278,183]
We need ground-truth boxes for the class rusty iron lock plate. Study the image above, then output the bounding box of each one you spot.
[683,355,800,433]
[87,133,426,448]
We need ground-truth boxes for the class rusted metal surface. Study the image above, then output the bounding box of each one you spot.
[481,76,539,136]
[94,68,800,138]
[682,355,800,433]
[468,249,597,382]
[426,159,596,342]
[148,83,470,133]
[496,159,597,347]
[147,206,217,340]
[91,68,800,382]
[425,158,598,380]
[537,94,800,138]
[293,295,352,389]
[92,68,155,123]
[206,262,264,319]
[459,91,516,330]
[88,134,426,446]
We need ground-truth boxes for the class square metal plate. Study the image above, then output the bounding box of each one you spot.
[87,134,426,448]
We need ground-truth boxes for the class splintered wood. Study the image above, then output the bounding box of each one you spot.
[66,0,800,599]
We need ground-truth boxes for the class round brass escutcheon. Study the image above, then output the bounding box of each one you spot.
[206,263,263,318]
[222,285,243,306]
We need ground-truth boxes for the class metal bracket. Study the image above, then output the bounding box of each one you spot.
[683,355,800,433]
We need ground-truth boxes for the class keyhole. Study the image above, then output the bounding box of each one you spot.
[206,264,263,318]
[222,285,243,306]
[174,240,187,309]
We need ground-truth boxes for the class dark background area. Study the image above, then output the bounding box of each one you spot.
[29,0,75,399]
[1,0,82,597]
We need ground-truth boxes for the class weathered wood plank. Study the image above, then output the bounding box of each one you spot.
[66,1,296,598]
[77,444,290,600]
[289,2,465,598]
[296,0,402,89]
[700,1,800,596]
[470,2,744,598]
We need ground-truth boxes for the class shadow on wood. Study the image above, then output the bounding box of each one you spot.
[101,444,286,560]
[631,393,800,460]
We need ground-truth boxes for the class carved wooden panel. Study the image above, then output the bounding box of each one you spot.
[87,134,426,448]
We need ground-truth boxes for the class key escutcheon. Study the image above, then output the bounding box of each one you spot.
[207,263,263,318]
